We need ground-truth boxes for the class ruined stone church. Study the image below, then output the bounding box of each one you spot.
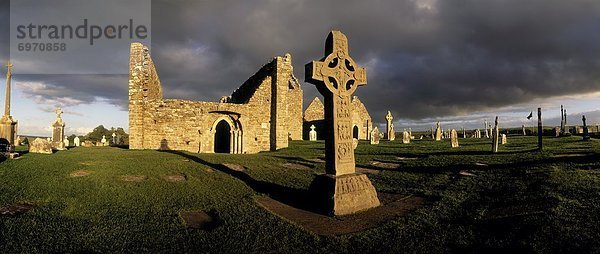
[128,43,303,154]
[303,96,373,140]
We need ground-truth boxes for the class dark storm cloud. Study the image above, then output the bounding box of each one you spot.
[2,0,600,126]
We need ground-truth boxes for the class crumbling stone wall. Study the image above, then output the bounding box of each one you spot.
[303,96,372,140]
[128,43,302,154]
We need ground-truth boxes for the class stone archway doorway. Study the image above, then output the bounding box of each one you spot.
[214,120,231,153]
[353,125,359,139]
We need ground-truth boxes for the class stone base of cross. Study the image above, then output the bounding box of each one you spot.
[305,31,380,216]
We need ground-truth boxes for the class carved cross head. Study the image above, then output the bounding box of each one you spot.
[55,108,63,118]
[305,31,367,97]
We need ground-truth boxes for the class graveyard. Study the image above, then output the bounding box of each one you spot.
[0,136,598,252]
[2,1,600,252]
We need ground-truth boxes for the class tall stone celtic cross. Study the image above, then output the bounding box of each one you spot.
[306,31,367,176]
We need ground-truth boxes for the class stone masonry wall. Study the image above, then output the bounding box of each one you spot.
[302,96,372,140]
[129,42,302,153]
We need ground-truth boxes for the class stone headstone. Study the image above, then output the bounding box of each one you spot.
[484,120,489,138]
[51,108,66,150]
[101,135,107,146]
[29,138,53,154]
[402,130,410,144]
[555,127,561,137]
[582,115,590,140]
[63,137,69,147]
[475,129,481,138]
[451,129,459,148]
[305,30,380,215]
[370,127,380,145]
[84,141,94,147]
[522,125,526,136]
[435,122,442,141]
[492,116,499,153]
[501,134,507,144]
[309,125,317,141]
[74,136,80,146]
[385,111,395,141]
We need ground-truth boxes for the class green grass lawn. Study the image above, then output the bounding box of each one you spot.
[1,136,599,253]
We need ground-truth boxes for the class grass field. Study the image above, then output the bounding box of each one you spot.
[1,136,599,253]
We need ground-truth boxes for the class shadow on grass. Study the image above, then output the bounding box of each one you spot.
[271,155,319,168]
[161,150,318,213]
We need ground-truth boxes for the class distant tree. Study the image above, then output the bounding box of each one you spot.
[83,125,129,145]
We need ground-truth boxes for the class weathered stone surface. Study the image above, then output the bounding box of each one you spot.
[52,108,66,150]
[120,175,147,182]
[492,116,499,153]
[435,122,442,141]
[164,174,186,182]
[0,62,17,153]
[501,134,507,145]
[74,136,80,147]
[70,170,91,177]
[0,203,33,216]
[402,130,410,144]
[29,138,52,154]
[353,138,359,149]
[305,31,380,216]
[129,43,302,154]
[583,115,590,140]
[386,111,395,141]
[451,129,459,148]
[180,210,219,230]
[370,127,379,144]
[309,173,381,215]
[303,96,374,141]
[222,163,246,172]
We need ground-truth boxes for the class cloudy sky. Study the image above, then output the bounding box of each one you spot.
[1,0,600,136]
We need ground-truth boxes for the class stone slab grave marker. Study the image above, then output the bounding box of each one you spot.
[101,135,107,146]
[309,124,317,141]
[29,138,52,154]
[522,125,526,136]
[305,31,380,215]
[370,127,379,144]
[435,122,442,141]
[501,134,507,144]
[555,127,560,137]
[492,116,499,153]
[582,115,590,140]
[402,130,410,144]
[52,108,66,150]
[386,111,395,141]
[63,137,69,147]
[74,136,80,146]
[451,129,459,148]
